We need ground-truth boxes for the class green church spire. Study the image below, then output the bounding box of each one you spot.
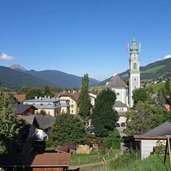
[130,37,138,53]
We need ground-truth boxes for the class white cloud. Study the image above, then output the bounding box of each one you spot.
[164,54,171,59]
[0,53,15,61]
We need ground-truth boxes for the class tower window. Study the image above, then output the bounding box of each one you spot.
[134,78,136,81]
[133,63,137,70]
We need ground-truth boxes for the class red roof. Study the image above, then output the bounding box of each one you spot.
[14,94,26,103]
[0,153,70,167]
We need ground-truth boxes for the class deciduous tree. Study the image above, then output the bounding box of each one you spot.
[0,91,20,153]
[49,114,86,146]
[91,89,118,137]
[125,101,165,135]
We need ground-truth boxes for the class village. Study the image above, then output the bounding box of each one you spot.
[1,38,171,171]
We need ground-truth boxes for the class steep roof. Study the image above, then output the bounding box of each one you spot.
[11,104,37,115]
[106,74,127,89]
[0,153,70,167]
[143,121,171,137]
[133,121,171,140]
[35,114,55,130]
[18,115,35,125]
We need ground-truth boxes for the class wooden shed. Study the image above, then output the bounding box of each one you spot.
[0,153,70,171]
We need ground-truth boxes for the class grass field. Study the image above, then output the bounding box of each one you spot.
[71,153,170,171]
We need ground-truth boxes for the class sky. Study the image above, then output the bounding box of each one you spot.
[0,0,171,81]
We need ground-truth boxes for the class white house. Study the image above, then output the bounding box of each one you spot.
[113,101,128,133]
[132,121,171,159]
[23,96,62,116]
[89,93,97,107]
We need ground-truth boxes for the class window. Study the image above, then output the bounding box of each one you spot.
[134,78,136,81]
[133,63,137,70]
[120,107,124,111]
[116,123,120,127]
[121,123,126,127]
[116,92,120,96]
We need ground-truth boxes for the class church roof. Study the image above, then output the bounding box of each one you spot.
[114,101,127,108]
[106,74,127,89]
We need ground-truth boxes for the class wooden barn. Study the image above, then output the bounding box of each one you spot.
[0,153,71,171]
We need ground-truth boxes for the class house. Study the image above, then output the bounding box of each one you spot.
[0,153,71,171]
[60,99,70,114]
[89,93,97,107]
[113,101,128,135]
[23,97,61,116]
[11,104,37,115]
[58,91,80,114]
[15,111,54,153]
[33,114,55,141]
[130,121,171,159]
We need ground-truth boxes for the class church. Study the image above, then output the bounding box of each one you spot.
[106,38,141,132]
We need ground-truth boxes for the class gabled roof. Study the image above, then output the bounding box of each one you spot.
[35,114,55,130]
[18,115,35,125]
[58,91,80,103]
[133,121,171,140]
[0,153,70,167]
[106,74,127,89]
[143,121,171,137]
[114,101,127,108]
[11,104,37,115]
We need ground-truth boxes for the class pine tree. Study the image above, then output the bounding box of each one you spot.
[79,74,90,121]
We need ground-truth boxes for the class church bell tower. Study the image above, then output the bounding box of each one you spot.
[129,38,140,107]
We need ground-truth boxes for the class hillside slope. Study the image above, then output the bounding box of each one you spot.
[0,65,99,89]
[98,57,171,86]
[0,66,53,88]
[28,70,99,88]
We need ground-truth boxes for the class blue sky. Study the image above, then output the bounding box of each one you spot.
[0,0,171,80]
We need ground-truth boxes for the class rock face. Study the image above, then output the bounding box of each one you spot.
[76,145,92,154]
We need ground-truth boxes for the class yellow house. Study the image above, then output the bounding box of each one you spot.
[58,91,80,115]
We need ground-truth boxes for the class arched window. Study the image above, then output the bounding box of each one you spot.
[133,63,137,70]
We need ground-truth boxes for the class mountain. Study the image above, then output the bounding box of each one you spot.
[27,69,99,88]
[0,65,99,89]
[98,57,171,86]
[0,66,53,88]
[10,64,27,72]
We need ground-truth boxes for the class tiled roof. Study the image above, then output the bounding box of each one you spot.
[0,153,70,167]
[35,114,55,130]
[18,115,35,125]
[114,101,127,108]
[14,94,26,103]
[11,104,37,115]
[106,74,127,89]
[58,92,80,103]
[143,121,171,137]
